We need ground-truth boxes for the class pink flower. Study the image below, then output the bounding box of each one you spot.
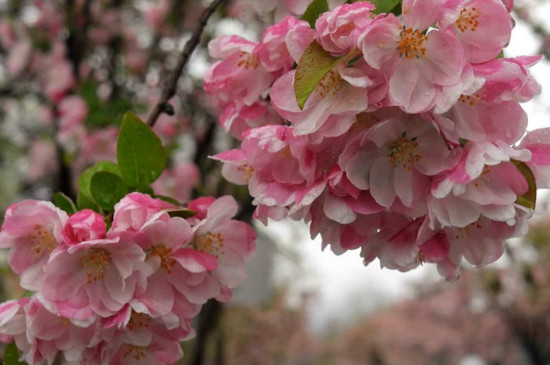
[104,310,190,365]
[270,61,386,137]
[40,238,149,321]
[42,60,75,102]
[429,142,531,228]
[519,128,550,189]
[204,35,273,108]
[254,16,315,75]
[315,2,375,55]
[440,0,513,63]
[190,196,256,301]
[0,200,68,291]
[109,193,176,242]
[22,297,100,365]
[218,102,283,140]
[129,214,220,317]
[63,209,106,246]
[7,41,32,76]
[340,116,458,211]
[358,12,468,113]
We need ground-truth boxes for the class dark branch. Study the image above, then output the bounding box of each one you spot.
[146,0,225,127]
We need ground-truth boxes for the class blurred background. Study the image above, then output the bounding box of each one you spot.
[0,0,549,364]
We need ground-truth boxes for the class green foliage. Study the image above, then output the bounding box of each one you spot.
[294,42,340,109]
[294,42,358,109]
[368,0,402,14]
[77,191,101,212]
[117,112,166,189]
[3,342,27,365]
[53,192,77,214]
[512,159,537,210]
[78,161,120,204]
[90,172,130,211]
[301,0,329,28]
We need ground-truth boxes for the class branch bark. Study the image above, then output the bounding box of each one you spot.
[146,0,226,127]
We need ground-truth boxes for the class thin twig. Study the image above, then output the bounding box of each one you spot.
[146,0,225,127]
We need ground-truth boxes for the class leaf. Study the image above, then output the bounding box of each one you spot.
[294,41,340,109]
[512,160,537,210]
[117,112,166,188]
[77,191,101,212]
[294,42,360,109]
[78,161,120,200]
[53,192,77,214]
[301,0,329,28]
[90,172,131,211]
[167,209,197,219]
[155,195,182,206]
[369,0,402,14]
[4,342,28,365]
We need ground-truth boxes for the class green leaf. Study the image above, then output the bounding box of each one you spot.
[90,172,131,211]
[369,0,401,14]
[155,195,182,206]
[77,191,101,212]
[4,342,28,365]
[53,192,77,214]
[78,161,120,200]
[117,112,166,188]
[301,0,329,28]
[294,42,359,109]
[294,41,340,109]
[167,209,197,219]
[512,160,537,210]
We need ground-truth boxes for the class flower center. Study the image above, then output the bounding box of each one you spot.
[127,311,151,330]
[455,7,480,33]
[236,163,254,183]
[148,245,176,274]
[124,345,149,360]
[459,93,482,106]
[79,247,112,284]
[387,133,422,170]
[397,27,427,59]
[193,232,225,258]
[28,224,57,257]
[314,69,342,98]
[237,51,259,69]
[454,221,482,240]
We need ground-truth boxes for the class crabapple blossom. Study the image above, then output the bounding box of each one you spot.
[210,0,544,283]
[0,200,68,291]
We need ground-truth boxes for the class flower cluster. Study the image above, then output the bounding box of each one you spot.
[0,193,256,364]
[208,0,549,279]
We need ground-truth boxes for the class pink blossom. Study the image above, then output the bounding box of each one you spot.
[254,16,315,75]
[341,116,459,211]
[358,12,468,113]
[218,102,283,140]
[130,214,220,316]
[41,238,149,321]
[519,128,550,189]
[22,297,100,365]
[270,61,386,137]
[204,35,273,108]
[0,200,68,290]
[315,2,375,55]
[109,193,177,242]
[429,142,530,228]
[63,209,106,246]
[440,0,513,63]
[190,196,256,301]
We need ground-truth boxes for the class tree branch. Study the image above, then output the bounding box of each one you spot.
[146,0,226,127]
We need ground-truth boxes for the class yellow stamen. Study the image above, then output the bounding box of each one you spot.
[397,27,428,59]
